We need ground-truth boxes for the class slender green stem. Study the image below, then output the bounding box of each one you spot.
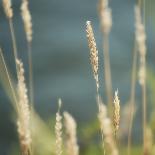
[142,80,147,155]
[0,49,19,112]
[28,42,34,106]
[103,33,113,113]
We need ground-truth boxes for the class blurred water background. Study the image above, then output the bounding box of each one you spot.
[0,0,154,154]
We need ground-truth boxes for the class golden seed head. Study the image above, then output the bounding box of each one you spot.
[86,21,99,90]
[113,90,120,132]
[2,0,13,19]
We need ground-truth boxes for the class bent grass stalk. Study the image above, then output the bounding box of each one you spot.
[0,48,19,112]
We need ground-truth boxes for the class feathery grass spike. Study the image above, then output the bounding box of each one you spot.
[86,21,99,92]
[16,59,31,155]
[113,90,120,133]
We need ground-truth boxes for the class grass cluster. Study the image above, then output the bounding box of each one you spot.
[0,0,155,155]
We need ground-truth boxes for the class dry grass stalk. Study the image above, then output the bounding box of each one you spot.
[64,112,79,155]
[98,98,119,155]
[127,42,138,155]
[55,99,63,155]
[98,0,113,110]
[0,48,18,110]
[9,20,19,75]
[113,90,120,134]
[135,5,147,155]
[16,59,31,155]
[2,0,13,19]
[86,21,99,93]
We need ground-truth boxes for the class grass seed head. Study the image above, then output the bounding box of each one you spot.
[16,59,31,155]
[113,90,120,132]
[2,0,13,19]
[21,0,33,42]
[86,21,99,91]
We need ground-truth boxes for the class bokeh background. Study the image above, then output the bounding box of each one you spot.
[0,0,154,154]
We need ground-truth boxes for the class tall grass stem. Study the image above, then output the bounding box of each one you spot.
[127,42,138,155]
[0,48,18,111]
[28,42,34,106]
[103,34,112,112]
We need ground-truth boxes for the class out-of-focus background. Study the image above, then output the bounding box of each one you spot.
[0,0,154,154]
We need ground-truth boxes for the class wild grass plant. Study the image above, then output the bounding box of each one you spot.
[0,0,155,155]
